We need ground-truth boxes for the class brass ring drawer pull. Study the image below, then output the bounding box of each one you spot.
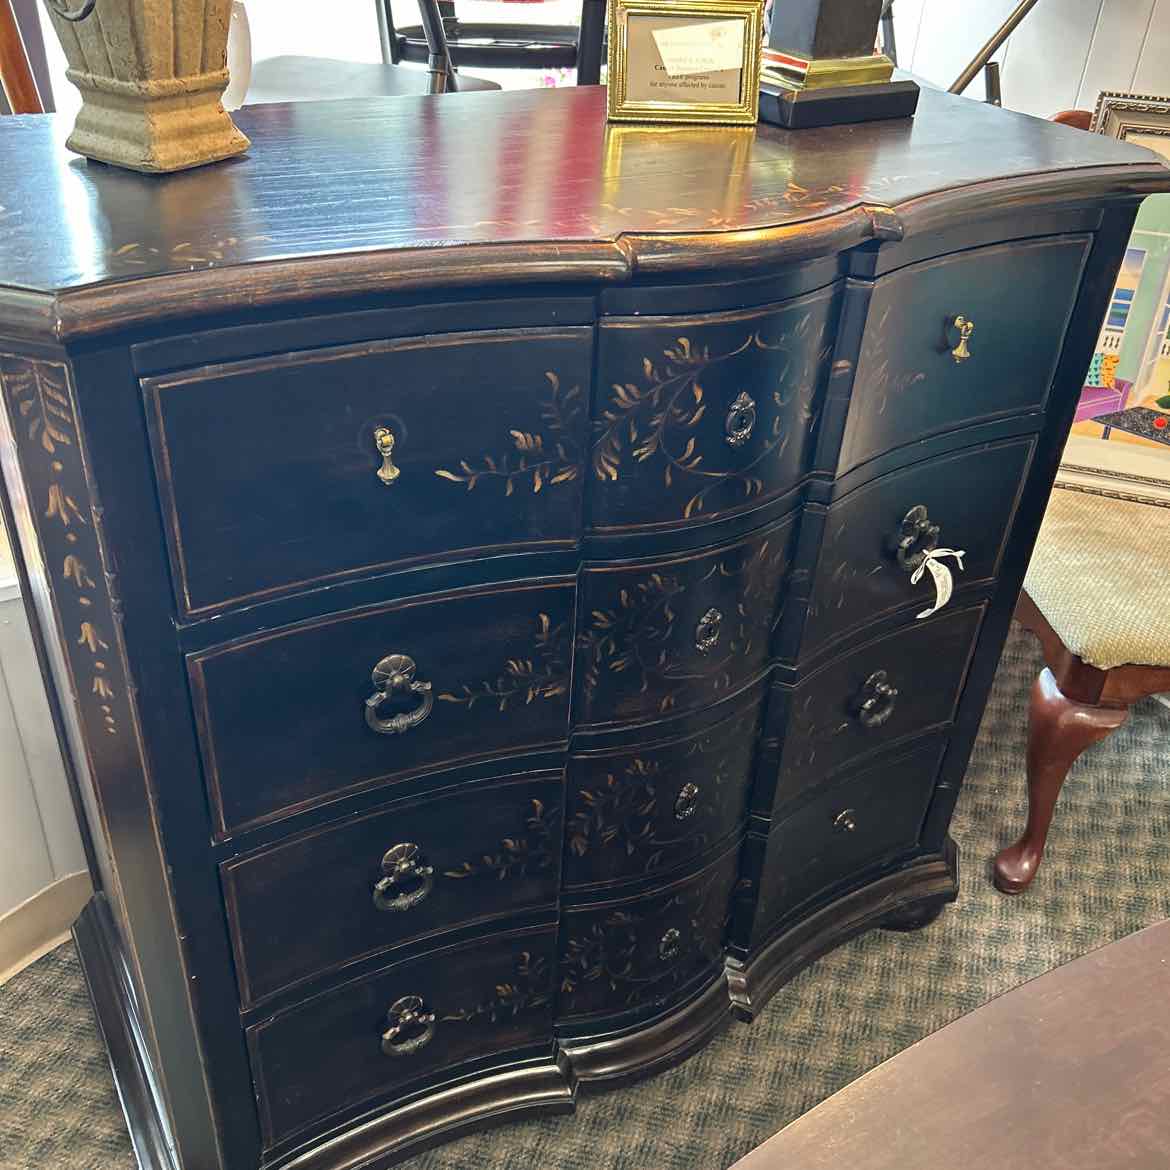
[854,669,898,729]
[725,391,757,448]
[381,995,436,1057]
[373,842,435,912]
[695,607,723,653]
[674,782,700,821]
[891,505,940,573]
[658,927,682,962]
[365,654,434,736]
[374,427,401,485]
[949,315,975,363]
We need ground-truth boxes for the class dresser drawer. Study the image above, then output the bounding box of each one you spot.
[248,927,556,1149]
[591,286,839,532]
[191,580,574,836]
[564,701,760,892]
[223,772,563,1006]
[557,845,738,1026]
[839,235,1090,473]
[144,328,592,618]
[756,739,944,932]
[770,604,983,815]
[574,516,795,729]
[802,436,1034,658]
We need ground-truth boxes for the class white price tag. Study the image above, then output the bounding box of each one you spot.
[651,19,745,77]
[910,547,965,620]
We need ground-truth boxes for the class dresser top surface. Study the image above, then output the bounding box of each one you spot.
[0,83,1166,318]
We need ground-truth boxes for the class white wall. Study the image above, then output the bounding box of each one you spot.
[0,536,89,955]
[894,0,1170,117]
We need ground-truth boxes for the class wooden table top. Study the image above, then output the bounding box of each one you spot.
[732,919,1170,1170]
[1,82,1165,296]
[2,83,1167,341]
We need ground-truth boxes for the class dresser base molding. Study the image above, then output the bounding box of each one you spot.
[276,1055,575,1170]
[726,841,960,1022]
[74,896,181,1170]
[560,973,732,1088]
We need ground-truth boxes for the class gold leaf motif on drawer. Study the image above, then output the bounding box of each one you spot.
[578,538,787,715]
[437,611,570,711]
[434,372,583,496]
[442,798,559,881]
[440,949,551,1026]
[592,318,831,519]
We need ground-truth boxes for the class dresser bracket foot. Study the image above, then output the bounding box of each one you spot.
[73,895,180,1170]
[879,897,949,932]
[726,840,959,1022]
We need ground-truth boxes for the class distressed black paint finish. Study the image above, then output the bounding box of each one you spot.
[564,702,761,890]
[557,846,739,1027]
[0,85,1164,1170]
[753,739,945,945]
[574,517,796,729]
[248,927,558,1150]
[223,772,564,1007]
[144,329,592,618]
[591,287,839,532]
[801,437,1035,659]
[839,236,1092,474]
[190,581,574,835]
[769,604,985,816]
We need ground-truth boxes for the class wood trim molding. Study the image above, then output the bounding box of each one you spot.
[0,869,91,985]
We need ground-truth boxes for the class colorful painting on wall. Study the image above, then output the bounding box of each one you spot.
[1061,93,1170,504]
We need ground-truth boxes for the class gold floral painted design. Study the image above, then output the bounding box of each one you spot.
[437,611,570,711]
[592,318,830,520]
[566,715,752,875]
[443,798,559,881]
[577,533,788,718]
[441,950,551,1026]
[435,372,583,496]
[0,354,120,738]
[558,870,731,1012]
[109,233,275,268]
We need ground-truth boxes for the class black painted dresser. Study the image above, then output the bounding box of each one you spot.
[0,87,1165,1170]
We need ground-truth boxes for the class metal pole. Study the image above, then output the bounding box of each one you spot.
[949,0,1040,95]
[983,60,1002,106]
[416,0,458,93]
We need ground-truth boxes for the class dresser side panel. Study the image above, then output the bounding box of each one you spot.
[0,345,229,1168]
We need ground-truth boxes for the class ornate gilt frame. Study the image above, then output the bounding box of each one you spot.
[607,0,763,125]
[1090,91,1170,156]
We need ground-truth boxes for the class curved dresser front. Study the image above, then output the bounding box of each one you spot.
[0,85,1166,1170]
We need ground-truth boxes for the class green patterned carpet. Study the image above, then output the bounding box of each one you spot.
[3,625,1168,1170]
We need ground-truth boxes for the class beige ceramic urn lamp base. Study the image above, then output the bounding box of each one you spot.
[42,0,249,174]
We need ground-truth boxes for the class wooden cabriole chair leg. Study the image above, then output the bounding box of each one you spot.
[993,667,1129,894]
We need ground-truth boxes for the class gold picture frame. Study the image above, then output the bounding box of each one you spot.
[607,0,764,125]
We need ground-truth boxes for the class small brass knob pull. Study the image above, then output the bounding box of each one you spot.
[695,607,723,654]
[381,995,436,1057]
[950,316,975,363]
[374,427,401,485]
[373,843,435,912]
[658,927,682,962]
[365,653,434,736]
[725,391,757,448]
[854,669,899,729]
[834,809,857,834]
[674,782,700,821]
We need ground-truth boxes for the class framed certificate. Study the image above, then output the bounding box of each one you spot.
[607,0,764,125]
